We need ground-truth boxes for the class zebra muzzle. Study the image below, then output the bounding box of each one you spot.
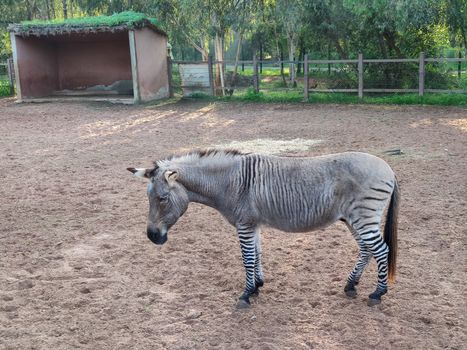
[147,228,168,245]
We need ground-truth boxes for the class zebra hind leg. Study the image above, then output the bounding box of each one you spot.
[357,225,390,306]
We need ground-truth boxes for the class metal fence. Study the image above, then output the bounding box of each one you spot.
[170,53,466,99]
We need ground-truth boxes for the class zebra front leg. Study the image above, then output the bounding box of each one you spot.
[344,242,372,298]
[344,222,372,298]
[236,225,258,309]
[252,229,264,296]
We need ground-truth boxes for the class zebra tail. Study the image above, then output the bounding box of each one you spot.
[384,178,399,284]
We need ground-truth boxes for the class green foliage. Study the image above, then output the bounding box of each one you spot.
[186,92,211,99]
[18,11,159,30]
[0,79,11,96]
[243,87,264,100]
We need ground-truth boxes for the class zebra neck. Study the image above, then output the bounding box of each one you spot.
[177,163,233,207]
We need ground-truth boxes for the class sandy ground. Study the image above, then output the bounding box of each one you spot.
[0,98,466,349]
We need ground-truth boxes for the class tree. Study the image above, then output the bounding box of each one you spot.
[276,0,304,86]
[445,0,467,51]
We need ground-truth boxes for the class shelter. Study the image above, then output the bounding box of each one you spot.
[8,12,170,104]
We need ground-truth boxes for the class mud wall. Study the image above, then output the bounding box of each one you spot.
[56,32,132,90]
[14,36,58,98]
[134,28,169,101]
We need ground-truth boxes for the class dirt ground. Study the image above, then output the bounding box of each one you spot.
[0,98,466,350]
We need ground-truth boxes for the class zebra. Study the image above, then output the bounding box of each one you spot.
[127,149,399,308]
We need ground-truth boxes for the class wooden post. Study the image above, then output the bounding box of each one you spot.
[7,58,14,95]
[253,55,259,93]
[167,56,173,98]
[208,55,214,96]
[9,33,21,101]
[303,54,309,102]
[128,30,140,103]
[418,52,425,96]
[358,53,363,99]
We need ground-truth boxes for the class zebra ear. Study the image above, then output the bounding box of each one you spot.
[164,170,178,186]
[127,167,155,180]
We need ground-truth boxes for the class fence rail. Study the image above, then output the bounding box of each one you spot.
[171,53,466,99]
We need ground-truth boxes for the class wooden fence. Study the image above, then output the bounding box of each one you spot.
[0,58,15,95]
[303,53,467,100]
[172,53,466,99]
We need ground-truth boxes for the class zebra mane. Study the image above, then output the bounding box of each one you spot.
[155,148,247,168]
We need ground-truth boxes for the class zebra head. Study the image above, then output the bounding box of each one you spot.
[127,166,189,245]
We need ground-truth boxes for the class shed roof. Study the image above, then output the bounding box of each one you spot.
[8,11,167,37]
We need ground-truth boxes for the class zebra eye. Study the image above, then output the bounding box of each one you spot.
[159,194,169,203]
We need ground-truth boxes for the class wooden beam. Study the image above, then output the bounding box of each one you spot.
[7,58,14,95]
[9,33,21,101]
[128,30,140,103]
[167,56,174,98]
[419,52,425,97]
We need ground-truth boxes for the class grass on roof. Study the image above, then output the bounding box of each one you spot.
[19,11,159,30]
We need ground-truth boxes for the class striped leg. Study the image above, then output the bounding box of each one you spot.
[358,226,390,305]
[345,240,372,298]
[236,224,258,308]
[344,222,372,297]
[253,229,264,295]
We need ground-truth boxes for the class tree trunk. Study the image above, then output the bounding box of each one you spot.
[259,42,263,74]
[333,37,348,60]
[297,40,305,75]
[62,0,68,19]
[232,32,243,86]
[214,33,225,96]
[274,25,287,87]
[199,36,208,61]
[51,0,56,19]
[45,0,50,20]
[460,26,467,53]
[26,0,37,20]
[287,33,296,87]
[280,47,287,87]
[383,31,402,58]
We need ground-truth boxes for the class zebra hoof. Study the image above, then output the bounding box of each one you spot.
[251,284,263,297]
[345,288,357,298]
[344,283,357,298]
[368,289,386,306]
[236,299,251,309]
[367,297,382,307]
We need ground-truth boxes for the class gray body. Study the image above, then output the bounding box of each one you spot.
[225,152,393,231]
[128,150,399,307]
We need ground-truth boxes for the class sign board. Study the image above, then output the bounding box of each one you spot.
[178,63,211,96]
